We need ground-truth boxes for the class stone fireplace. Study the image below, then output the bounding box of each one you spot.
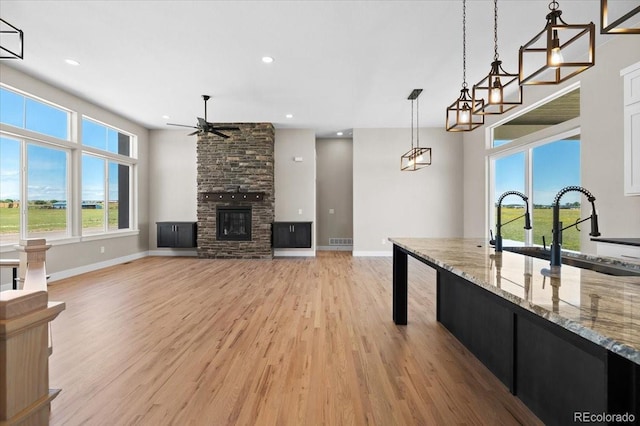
[197,123,274,259]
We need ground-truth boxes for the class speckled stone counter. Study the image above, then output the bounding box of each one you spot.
[389,237,640,365]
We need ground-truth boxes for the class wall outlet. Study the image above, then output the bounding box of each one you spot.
[329,208,335,214]
[298,208,302,215]
[100,246,105,254]
[381,239,386,244]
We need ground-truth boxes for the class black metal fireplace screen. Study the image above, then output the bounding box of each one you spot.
[217,207,252,241]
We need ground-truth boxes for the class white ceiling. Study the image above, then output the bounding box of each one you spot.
[0,1,620,137]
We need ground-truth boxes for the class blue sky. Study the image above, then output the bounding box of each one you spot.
[495,139,581,205]
[1,87,121,202]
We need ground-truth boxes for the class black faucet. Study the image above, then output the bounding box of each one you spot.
[490,191,532,252]
[550,186,601,267]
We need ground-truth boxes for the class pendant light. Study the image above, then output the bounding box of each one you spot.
[601,0,640,34]
[472,0,522,115]
[0,18,24,60]
[446,0,484,132]
[519,1,595,85]
[401,89,432,171]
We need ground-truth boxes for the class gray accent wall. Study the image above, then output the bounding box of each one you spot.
[316,138,353,249]
[353,128,464,256]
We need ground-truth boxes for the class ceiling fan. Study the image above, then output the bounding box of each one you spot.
[167,95,240,138]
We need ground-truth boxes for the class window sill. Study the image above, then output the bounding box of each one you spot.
[0,229,140,253]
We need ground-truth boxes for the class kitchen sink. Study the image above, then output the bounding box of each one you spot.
[503,246,640,277]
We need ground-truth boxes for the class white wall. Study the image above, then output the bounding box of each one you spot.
[148,129,197,253]
[274,129,317,256]
[353,128,464,256]
[463,34,640,255]
[0,64,150,283]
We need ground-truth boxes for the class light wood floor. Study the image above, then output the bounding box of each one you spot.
[46,252,541,425]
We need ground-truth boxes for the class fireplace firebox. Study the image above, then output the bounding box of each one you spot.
[217,207,252,241]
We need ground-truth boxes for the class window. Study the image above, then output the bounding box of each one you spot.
[81,155,131,235]
[0,137,21,244]
[27,144,69,239]
[81,118,133,235]
[490,88,581,251]
[0,86,70,140]
[0,85,137,246]
[82,117,131,156]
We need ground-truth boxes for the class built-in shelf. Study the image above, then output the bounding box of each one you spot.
[201,192,264,202]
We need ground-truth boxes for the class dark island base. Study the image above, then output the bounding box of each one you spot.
[393,244,639,426]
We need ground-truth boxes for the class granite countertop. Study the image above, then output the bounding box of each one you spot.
[389,237,640,365]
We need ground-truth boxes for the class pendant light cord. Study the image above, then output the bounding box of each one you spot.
[493,0,499,61]
[462,0,467,88]
[410,98,414,150]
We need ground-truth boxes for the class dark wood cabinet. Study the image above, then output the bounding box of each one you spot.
[272,222,312,248]
[157,222,197,248]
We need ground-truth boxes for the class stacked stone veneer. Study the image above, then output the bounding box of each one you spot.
[197,123,274,259]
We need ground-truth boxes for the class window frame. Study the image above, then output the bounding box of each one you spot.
[486,86,582,248]
[0,84,139,249]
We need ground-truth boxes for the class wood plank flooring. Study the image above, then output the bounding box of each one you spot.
[46,252,541,425]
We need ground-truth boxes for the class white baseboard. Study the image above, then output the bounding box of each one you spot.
[316,246,353,251]
[273,249,316,257]
[148,249,198,257]
[352,250,392,257]
[48,251,149,282]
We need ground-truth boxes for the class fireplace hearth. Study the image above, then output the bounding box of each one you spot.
[217,207,251,241]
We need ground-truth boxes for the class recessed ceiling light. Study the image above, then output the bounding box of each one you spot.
[285,114,293,119]
[262,56,274,64]
[65,58,80,66]
[336,132,343,136]
[162,115,170,120]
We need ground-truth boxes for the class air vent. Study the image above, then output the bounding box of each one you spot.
[329,238,353,246]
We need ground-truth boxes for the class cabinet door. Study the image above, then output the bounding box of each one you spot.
[157,223,175,247]
[175,223,196,248]
[273,223,293,248]
[624,102,640,195]
[293,222,312,248]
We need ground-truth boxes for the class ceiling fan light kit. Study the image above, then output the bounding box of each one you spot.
[167,95,240,138]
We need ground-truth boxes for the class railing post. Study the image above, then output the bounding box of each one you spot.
[15,239,51,290]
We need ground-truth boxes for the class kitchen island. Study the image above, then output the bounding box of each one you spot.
[390,238,640,426]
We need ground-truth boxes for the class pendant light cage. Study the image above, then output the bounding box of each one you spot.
[0,18,23,60]
[519,1,595,85]
[472,0,522,115]
[401,89,432,171]
[446,0,485,132]
[600,0,640,34]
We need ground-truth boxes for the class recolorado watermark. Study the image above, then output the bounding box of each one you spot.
[574,411,636,423]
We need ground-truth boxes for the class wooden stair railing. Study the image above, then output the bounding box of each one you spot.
[0,239,65,426]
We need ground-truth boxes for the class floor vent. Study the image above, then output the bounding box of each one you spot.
[329,238,353,246]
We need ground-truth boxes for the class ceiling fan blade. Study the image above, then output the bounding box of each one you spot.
[211,130,230,139]
[167,123,198,129]
[212,126,240,131]
[187,130,201,136]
